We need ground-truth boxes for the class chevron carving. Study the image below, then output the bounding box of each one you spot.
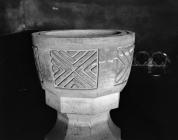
[50,49,98,89]
[114,46,134,85]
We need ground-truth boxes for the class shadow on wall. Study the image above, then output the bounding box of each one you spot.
[0,0,178,52]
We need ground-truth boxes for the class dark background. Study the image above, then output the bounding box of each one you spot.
[0,0,178,140]
[1,0,178,52]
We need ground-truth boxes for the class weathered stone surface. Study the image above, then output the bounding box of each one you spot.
[45,112,121,140]
[32,29,135,140]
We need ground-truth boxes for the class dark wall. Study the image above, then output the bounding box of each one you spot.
[1,0,178,52]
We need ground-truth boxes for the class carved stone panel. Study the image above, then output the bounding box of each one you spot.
[114,46,134,86]
[50,49,98,89]
[33,46,43,84]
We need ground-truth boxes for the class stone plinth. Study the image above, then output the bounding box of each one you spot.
[32,30,135,140]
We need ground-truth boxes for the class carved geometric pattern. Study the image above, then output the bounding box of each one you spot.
[50,49,98,89]
[33,46,43,83]
[114,46,134,85]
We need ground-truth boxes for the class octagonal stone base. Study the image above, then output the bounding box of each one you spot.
[45,111,121,140]
[45,92,121,140]
[45,90,120,115]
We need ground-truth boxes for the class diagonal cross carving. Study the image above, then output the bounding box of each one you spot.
[50,49,98,89]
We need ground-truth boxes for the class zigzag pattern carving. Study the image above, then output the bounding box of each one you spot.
[114,46,134,85]
[50,49,98,89]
